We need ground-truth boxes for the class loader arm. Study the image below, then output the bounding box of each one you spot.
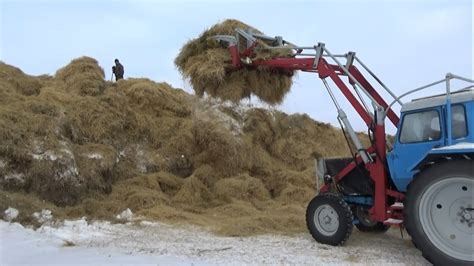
[215,31,403,222]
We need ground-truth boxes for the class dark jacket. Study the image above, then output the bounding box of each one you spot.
[113,62,124,79]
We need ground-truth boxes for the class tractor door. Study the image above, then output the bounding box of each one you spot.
[387,107,444,191]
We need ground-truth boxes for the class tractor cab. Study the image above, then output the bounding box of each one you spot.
[387,89,474,192]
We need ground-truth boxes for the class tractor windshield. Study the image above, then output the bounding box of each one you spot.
[400,110,441,143]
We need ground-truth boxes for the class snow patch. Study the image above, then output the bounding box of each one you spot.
[60,147,74,157]
[32,149,80,184]
[4,172,25,183]
[0,220,197,265]
[116,208,133,222]
[3,207,19,222]
[139,220,157,227]
[38,218,106,243]
[32,150,60,161]
[0,159,6,169]
[0,219,429,265]
[195,98,245,136]
[433,142,474,150]
[86,153,103,160]
[59,166,79,181]
[33,209,53,224]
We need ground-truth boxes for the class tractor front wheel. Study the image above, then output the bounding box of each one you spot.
[306,193,353,246]
[405,160,473,265]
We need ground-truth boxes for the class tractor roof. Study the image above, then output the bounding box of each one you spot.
[401,88,474,112]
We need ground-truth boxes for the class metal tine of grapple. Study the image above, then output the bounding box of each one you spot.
[236,28,296,49]
[212,35,237,46]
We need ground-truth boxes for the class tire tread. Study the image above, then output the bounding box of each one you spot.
[404,160,472,265]
[306,193,353,246]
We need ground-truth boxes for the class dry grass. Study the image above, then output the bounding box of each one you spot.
[0,56,358,236]
[214,174,270,202]
[56,57,106,96]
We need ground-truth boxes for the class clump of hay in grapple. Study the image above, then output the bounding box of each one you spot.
[175,19,294,104]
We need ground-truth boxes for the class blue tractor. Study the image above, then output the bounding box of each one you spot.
[213,29,473,265]
[310,73,473,266]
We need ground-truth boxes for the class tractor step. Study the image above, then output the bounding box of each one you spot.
[391,202,404,209]
[383,218,403,225]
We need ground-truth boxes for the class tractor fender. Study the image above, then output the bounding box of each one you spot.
[409,142,474,173]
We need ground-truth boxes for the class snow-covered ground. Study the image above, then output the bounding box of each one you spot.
[0,219,429,265]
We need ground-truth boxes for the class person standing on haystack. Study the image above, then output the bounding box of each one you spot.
[112,59,124,81]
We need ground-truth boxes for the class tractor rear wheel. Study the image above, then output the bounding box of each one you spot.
[405,160,473,265]
[306,193,353,246]
[353,206,390,233]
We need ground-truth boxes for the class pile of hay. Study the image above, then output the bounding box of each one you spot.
[1,57,357,236]
[55,57,106,96]
[175,19,294,104]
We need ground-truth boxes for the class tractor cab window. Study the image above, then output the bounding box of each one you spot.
[400,110,441,143]
[452,105,467,139]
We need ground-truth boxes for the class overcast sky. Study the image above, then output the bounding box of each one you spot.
[1,0,472,133]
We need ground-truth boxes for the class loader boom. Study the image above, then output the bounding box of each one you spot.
[215,31,404,222]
